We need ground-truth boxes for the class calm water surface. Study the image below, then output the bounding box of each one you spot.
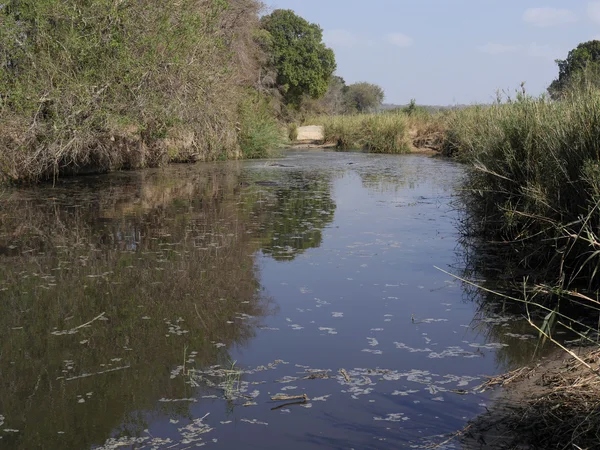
[0,151,540,449]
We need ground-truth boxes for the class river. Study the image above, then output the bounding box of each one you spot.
[0,151,544,449]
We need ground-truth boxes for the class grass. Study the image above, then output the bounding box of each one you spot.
[303,108,448,153]
[304,112,412,153]
[444,86,600,291]
[437,84,600,448]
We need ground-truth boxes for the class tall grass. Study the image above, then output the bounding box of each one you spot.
[306,113,411,153]
[447,87,600,290]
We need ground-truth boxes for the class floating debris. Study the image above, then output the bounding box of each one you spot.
[367,337,379,347]
[362,349,383,355]
[240,419,268,426]
[374,413,409,422]
[339,369,351,383]
[271,394,308,402]
[394,342,432,353]
[318,327,337,335]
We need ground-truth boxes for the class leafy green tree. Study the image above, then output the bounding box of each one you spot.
[260,9,336,107]
[548,40,600,98]
[345,82,385,113]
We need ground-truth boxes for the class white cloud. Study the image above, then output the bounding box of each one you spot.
[387,33,413,48]
[588,2,600,24]
[522,7,577,27]
[477,43,521,55]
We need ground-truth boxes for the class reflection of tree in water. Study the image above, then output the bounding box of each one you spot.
[0,167,275,450]
[248,171,336,261]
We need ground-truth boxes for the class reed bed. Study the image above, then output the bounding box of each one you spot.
[306,113,412,153]
[444,87,600,290]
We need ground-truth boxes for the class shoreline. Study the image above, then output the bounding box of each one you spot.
[289,140,440,155]
[455,346,600,449]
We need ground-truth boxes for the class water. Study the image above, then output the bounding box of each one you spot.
[0,151,542,449]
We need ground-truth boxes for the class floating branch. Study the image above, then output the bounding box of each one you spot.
[271,393,309,402]
[339,368,351,383]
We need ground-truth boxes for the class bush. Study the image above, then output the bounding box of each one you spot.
[238,92,285,159]
[0,0,264,182]
[288,123,299,141]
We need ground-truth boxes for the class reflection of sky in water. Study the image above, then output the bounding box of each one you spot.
[0,152,539,449]
[220,159,493,449]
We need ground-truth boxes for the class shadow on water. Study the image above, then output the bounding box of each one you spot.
[0,162,336,449]
[453,217,591,372]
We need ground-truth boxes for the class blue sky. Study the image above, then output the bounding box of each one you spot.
[265,1,600,105]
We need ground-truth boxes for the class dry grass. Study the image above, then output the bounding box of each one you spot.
[461,348,600,449]
[304,110,447,153]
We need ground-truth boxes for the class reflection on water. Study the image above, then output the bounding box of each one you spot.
[0,152,548,449]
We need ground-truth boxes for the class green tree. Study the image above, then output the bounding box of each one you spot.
[345,82,385,113]
[260,9,336,107]
[548,40,600,98]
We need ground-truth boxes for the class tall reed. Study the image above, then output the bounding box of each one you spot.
[306,113,411,153]
[447,87,600,289]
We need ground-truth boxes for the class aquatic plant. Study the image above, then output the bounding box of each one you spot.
[222,360,243,399]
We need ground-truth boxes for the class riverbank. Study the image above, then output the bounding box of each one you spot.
[0,1,288,185]
[459,346,600,449]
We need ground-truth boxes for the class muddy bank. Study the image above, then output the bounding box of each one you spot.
[458,347,600,449]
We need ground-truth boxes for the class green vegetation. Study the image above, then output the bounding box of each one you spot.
[435,41,600,450]
[548,40,600,99]
[0,3,347,183]
[238,92,286,159]
[297,78,386,117]
[260,9,336,108]
[445,85,600,289]
[311,112,411,153]
[0,0,271,182]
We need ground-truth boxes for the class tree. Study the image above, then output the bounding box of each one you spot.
[260,9,336,107]
[548,40,600,98]
[345,82,385,113]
